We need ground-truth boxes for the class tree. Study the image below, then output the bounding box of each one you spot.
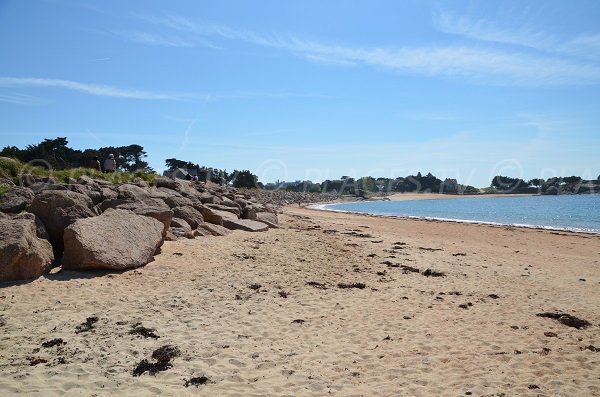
[231,170,259,188]
[528,178,545,187]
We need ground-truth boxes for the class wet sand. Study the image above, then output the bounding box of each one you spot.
[0,205,599,396]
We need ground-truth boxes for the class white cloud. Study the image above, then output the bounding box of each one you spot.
[434,11,600,62]
[0,77,183,100]
[129,14,600,86]
[0,92,47,105]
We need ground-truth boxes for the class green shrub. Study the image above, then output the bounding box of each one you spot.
[0,157,157,185]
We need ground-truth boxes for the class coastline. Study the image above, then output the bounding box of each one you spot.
[309,193,599,235]
[1,203,599,396]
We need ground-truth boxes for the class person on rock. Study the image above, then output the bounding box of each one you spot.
[89,156,101,172]
[104,154,117,173]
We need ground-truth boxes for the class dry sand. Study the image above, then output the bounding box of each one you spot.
[1,205,599,396]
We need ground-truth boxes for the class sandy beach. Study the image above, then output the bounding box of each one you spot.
[1,205,599,396]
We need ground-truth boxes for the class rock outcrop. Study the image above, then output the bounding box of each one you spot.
[222,218,269,232]
[62,209,164,271]
[29,190,96,253]
[0,173,289,280]
[0,186,35,213]
[0,213,54,281]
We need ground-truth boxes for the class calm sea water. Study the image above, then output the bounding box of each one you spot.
[316,195,600,233]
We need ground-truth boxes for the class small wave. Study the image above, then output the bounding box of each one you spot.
[311,203,600,235]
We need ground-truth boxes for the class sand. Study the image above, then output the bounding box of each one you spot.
[1,205,599,396]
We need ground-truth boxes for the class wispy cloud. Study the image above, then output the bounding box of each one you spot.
[115,30,222,49]
[128,14,600,86]
[0,92,48,105]
[0,77,184,100]
[434,11,600,62]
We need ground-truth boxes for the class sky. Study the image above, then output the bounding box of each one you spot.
[0,0,599,187]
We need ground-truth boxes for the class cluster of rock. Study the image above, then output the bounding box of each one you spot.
[0,176,278,282]
[242,189,339,210]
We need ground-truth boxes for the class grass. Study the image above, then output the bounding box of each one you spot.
[0,157,156,186]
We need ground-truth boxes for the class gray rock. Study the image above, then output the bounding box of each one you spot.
[197,222,232,236]
[62,209,164,271]
[116,203,173,240]
[29,190,96,253]
[163,195,194,209]
[256,212,279,229]
[0,187,34,213]
[153,176,180,190]
[169,227,194,239]
[172,206,204,229]
[0,215,54,281]
[206,204,241,217]
[222,218,269,232]
[241,206,257,220]
[171,217,192,230]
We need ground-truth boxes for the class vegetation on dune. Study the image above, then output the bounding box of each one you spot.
[1,137,154,174]
[0,156,155,186]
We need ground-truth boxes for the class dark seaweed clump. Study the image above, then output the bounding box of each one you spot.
[75,316,98,334]
[536,312,591,329]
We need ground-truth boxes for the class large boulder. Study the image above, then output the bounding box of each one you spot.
[256,212,279,228]
[116,203,173,240]
[197,222,232,236]
[206,204,241,217]
[194,206,236,225]
[62,209,164,271]
[0,214,54,281]
[172,206,204,229]
[29,190,96,253]
[0,187,34,213]
[241,206,257,220]
[153,177,181,190]
[163,195,194,209]
[222,218,269,232]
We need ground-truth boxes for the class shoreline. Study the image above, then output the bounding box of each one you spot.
[306,193,600,235]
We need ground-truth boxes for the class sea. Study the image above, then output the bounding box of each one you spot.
[314,194,600,234]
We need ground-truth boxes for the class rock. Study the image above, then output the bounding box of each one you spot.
[131,177,149,188]
[206,204,240,217]
[234,198,248,208]
[29,190,96,253]
[0,214,54,281]
[116,184,170,209]
[97,198,131,212]
[165,229,178,241]
[200,194,221,204]
[222,218,269,232]
[0,187,34,213]
[153,177,180,190]
[197,222,232,236]
[77,175,97,186]
[172,206,204,229]
[241,206,257,220]
[193,228,211,237]
[163,195,194,209]
[116,203,173,240]
[28,182,68,194]
[256,212,279,228]
[171,217,192,230]
[100,187,118,201]
[62,209,164,271]
[169,227,194,239]
[195,206,230,225]
[11,212,50,240]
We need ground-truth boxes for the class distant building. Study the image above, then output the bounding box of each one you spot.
[442,178,458,193]
[163,168,190,180]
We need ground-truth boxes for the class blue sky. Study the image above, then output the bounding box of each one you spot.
[1,0,599,187]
